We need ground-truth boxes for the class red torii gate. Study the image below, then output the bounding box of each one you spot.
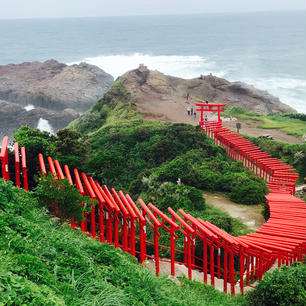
[195,102,227,130]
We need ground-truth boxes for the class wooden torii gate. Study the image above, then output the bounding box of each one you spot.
[195,102,227,131]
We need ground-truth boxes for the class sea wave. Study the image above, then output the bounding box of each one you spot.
[240,77,306,113]
[70,53,305,113]
[70,53,225,79]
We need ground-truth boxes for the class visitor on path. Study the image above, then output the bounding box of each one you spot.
[193,112,196,120]
[187,107,191,116]
[204,115,208,121]
[191,107,193,116]
[186,92,190,101]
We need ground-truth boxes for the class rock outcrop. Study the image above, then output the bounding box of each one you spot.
[122,66,296,115]
[0,100,79,140]
[0,60,113,137]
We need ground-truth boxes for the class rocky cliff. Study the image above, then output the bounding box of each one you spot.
[0,60,113,138]
[70,65,297,136]
[122,66,296,116]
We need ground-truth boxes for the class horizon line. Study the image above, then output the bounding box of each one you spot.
[0,9,305,21]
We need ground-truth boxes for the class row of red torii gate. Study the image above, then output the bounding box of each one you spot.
[0,102,305,295]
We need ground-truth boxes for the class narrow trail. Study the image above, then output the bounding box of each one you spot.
[144,259,250,294]
[203,192,265,231]
[142,98,302,144]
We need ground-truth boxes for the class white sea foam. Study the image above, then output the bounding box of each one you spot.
[37,118,54,134]
[240,77,306,113]
[70,53,225,80]
[71,53,305,113]
[24,104,35,111]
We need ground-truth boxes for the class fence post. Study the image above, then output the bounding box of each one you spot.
[229,250,235,295]
[21,147,28,191]
[14,143,20,187]
[223,245,228,293]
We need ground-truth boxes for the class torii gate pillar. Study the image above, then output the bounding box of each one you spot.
[195,102,227,131]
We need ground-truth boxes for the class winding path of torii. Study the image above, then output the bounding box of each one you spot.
[1,102,305,295]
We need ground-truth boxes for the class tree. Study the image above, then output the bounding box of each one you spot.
[13,126,55,188]
[55,128,89,169]
[34,174,95,222]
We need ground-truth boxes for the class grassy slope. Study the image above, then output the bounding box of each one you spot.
[245,136,306,183]
[223,106,306,138]
[69,78,142,135]
[0,180,246,306]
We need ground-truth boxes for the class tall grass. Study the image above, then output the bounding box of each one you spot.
[0,180,246,306]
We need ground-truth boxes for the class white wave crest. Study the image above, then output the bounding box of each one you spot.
[70,53,305,113]
[24,104,35,111]
[37,118,54,134]
[70,53,225,79]
[241,77,306,113]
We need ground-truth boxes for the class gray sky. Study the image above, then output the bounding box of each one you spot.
[0,0,305,19]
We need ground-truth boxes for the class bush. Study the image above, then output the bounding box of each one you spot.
[246,263,306,306]
[13,126,56,188]
[33,174,96,222]
[230,182,268,204]
[140,181,205,211]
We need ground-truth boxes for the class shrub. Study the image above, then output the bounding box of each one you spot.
[230,181,268,204]
[13,126,56,188]
[246,263,306,306]
[140,182,205,211]
[33,174,96,222]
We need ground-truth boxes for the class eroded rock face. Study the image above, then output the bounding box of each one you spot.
[0,60,114,112]
[122,67,296,115]
[0,60,114,138]
[0,100,79,139]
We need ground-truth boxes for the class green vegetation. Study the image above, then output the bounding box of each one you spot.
[223,106,306,138]
[13,119,264,237]
[69,78,142,134]
[246,262,306,306]
[13,126,89,188]
[0,179,246,306]
[85,121,268,208]
[34,173,96,222]
[246,136,306,182]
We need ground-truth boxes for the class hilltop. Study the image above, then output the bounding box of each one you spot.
[121,65,295,122]
[70,66,303,143]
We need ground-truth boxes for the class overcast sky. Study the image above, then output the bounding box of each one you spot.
[0,0,305,19]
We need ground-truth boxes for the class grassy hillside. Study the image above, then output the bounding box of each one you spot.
[224,106,306,138]
[69,78,142,135]
[246,136,306,183]
[0,179,246,306]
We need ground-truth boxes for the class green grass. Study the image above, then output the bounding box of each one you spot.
[246,136,306,183]
[69,78,143,135]
[0,179,246,306]
[223,106,306,138]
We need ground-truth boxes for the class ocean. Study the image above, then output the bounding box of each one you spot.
[0,11,305,112]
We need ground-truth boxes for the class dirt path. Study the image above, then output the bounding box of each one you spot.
[144,259,249,294]
[203,191,265,231]
[222,120,303,144]
[142,96,302,144]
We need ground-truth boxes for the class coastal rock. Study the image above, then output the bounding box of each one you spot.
[0,60,113,137]
[0,99,79,140]
[122,67,296,115]
[0,60,113,112]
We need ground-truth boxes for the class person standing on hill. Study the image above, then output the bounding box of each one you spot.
[187,107,191,116]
